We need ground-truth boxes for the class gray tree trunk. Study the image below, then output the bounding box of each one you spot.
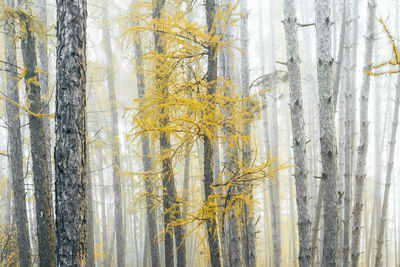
[204,0,222,265]
[152,1,186,266]
[240,0,256,265]
[86,138,95,266]
[132,3,161,265]
[351,1,376,266]
[18,2,56,266]
[282,1,311,266]
[374,72,400,267]
[266,2,282,266]
[35,0,53,198]
[55,0,88,265]
[4,1,32,265]
[101,2,125,266]
[315,0,340,266]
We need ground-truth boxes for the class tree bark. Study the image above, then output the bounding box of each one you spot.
[282,0,311,266]
[204,0,222,265]
[17,1,56,265]
[315,0,339,266]
[55,0,87,265]
[351,1,376,266]
[4,1,32,265]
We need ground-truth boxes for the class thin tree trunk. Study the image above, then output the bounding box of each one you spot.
[55,0,87,265]
[18,1,56,265]
[283,0,311,265]
[152,1,186,266]
[240,0,257,265]
[351,1,376,266]
[315,1,339,266]
[374,70,400,267]
[204,0,222,265]
[4,1,32,265]
[35,0,53,198]
[311,180,323,266]
[131,2,161,266]
[101,2,125,266]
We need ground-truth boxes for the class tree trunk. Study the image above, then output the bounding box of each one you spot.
[86,139,95,266]
[18,2,56,266]
[101,2,126,266]
[374,71,400,267]
[282,0,311,266]
[55,0,87,265]
[35,0,53,198]
[152,1,186,266]
[315,0,339,266]
[266,1,282,266]
[351,1,376,266]
[204,0,222,265]
[240,0,256,265]
[4,1,32,265]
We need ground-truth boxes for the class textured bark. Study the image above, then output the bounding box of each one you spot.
[311,181,323,266]
[282,0,311,266]
[133,1,161,264]
[18,2,56,266]
[240,0,256,265]
[315,0,339,266]
[152,1,186,266]
[351,1,376,266]
[374,71,400,267]
[204,0,222,265]
[55,0,88,265]
[4,1,32,265]
[101,2,126,266]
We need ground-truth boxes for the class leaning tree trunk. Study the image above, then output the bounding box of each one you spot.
[55,0,87,265]
[374,71,400,267]
[18,2,56,266]
[282,0,311,266]
[351,1,376,266]
[204,0,222,266]
[101,2,126,266]
[315,0,339,266]
[4,1,32,265]
[152,1,186,266]
[132,1,161,266]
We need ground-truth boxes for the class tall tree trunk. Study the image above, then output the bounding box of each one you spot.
[204,0,222,265]
[35,0,53,198]
[351,1,376,266]
[131,2,161,266]
[315,0,339,266]
[18,1,56,265]
[101,2,125,266]
[266,1,282,266]
[374,71,400,267]
[152,1,186,266]
[283,1,311,266]
[240,0,256,265]
[4,1,32,265]
[55,0,87,265]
